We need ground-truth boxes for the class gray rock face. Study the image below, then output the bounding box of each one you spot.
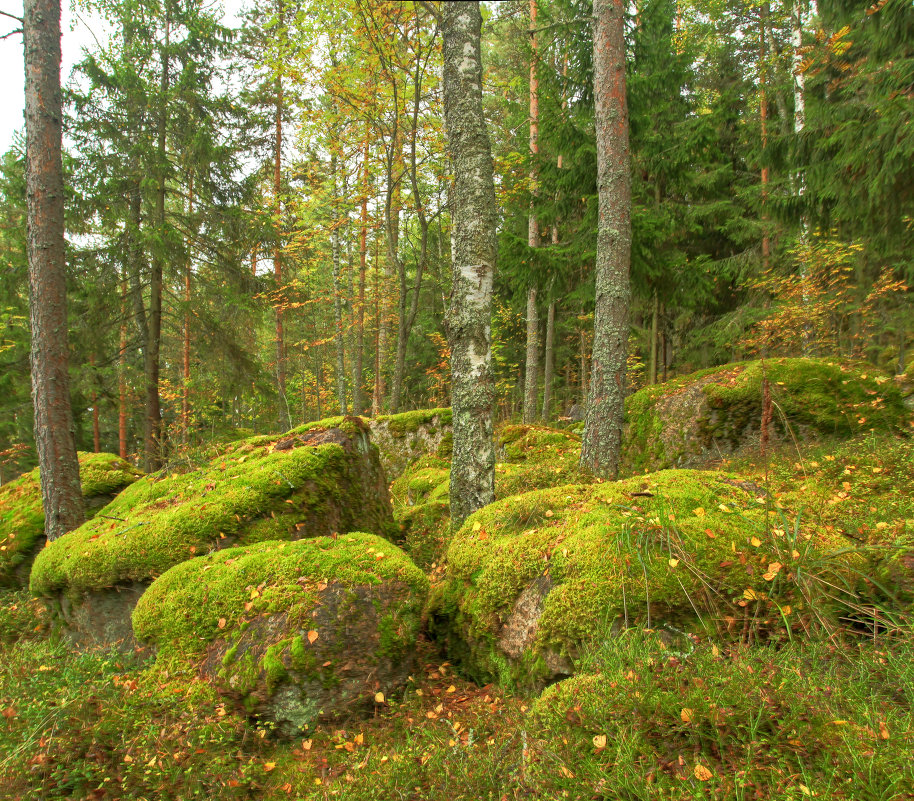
[55,583,146,652]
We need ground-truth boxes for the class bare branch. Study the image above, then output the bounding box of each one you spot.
[0,10,23,23]
[1,27,22,40]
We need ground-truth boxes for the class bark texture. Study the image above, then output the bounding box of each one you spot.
[442,1,497,527]
[580,0,632,479]
[541,298,555,420]
[522,0,540,424]
[24,0,85,540]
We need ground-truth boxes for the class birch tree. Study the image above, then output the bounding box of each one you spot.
[441,0,497,526]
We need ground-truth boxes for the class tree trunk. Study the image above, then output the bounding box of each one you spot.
[118,269,128,459]
[182,175,193,442]
[24,0,85,539]
[442,1,497,527]
[274,0,288,430]
[353,127,369,416]
[541,298,555,420]
[331,154,348,415]
[760,1,770,272]
[649,288,659,385]
[523,0,540,424]
[144,14,170,472]
[580,0,632,479]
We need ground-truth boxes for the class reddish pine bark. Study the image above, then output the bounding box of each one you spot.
[23,0,85,539]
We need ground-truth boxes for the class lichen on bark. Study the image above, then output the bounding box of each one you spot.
[442,2,498,527]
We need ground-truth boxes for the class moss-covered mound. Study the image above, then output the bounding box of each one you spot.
[134,533,428,737]
[0,452,143,587]
[622,357,909,474]
[428,469,866,690]
[390,425,593,569]
[30,420,394,605]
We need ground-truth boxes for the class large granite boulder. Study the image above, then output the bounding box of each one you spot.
[30,418,395,649]
[621,358,909,474]
[133,533,428,737]
[428,469,862,690]
[0,452,143,587]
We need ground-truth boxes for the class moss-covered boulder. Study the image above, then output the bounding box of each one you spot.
[134,533,428,737]
[390,425,592,569]
[428,469,863,690]
[0,452,143,587]
[622,358,910,474]
[368,408,452,480]
[30,419,395,649]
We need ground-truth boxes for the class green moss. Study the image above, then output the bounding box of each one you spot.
[377,408,452,437]
[0,452,143,587]
[430,469,868,689]
[30,426,394,598]
[134,533,428,717]
[621,358,910,474]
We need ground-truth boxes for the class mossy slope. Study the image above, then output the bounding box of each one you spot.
[429,469,865,690]
[134,533,428,736]
[30,421,394,598]
[622,357,909,474]
[0,452,143,587]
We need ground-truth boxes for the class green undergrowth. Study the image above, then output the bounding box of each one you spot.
[528,631,914,800]
[0,452,143,587]
[30,423,393,599]
[722,431,914,606]
[0,633,265,799]
[428,468,897,689]
[3,618,910,800]
[622,357,910,474]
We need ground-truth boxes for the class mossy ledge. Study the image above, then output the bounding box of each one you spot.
[134,533,428,737]
[428,469,872,691]
[621,357,909,474]
[0,452,143,587]
[29,421,394,608]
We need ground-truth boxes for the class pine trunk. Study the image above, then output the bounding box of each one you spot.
[182,176,193,442]
[331,155,348,415]
[541,299,555,420]
[145,16,169,472]
[353,129,369,416]
[24,0,85,540]
[523,0,540,424]
[442,1,497,528]
[118,271,128,459]
[274,0,288,430]
[580,0,632,479]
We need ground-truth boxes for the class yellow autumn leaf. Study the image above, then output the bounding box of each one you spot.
[592,734,607,749]
[668,558,679,568]
[217,618,226,629]
[472,521,482,532]
[750,536,762,547]
[263,761,276,772]
[680,708,694,723]
[694,763,713,781]
[307,630,319,644]
[375,691,385,704]
[693,507,706,517]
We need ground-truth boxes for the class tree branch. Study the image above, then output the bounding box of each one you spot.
[1,27,22,40]
[0,10,23,23]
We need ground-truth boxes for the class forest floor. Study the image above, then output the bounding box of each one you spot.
[1,430,912,800]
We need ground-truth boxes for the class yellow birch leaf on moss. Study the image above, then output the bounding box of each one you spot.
[668,558,679,568]
[693,507,706,517]
[694,763,713,781]
[472,521,482,532]
[750,536,762,547]
[307,630,319,644]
